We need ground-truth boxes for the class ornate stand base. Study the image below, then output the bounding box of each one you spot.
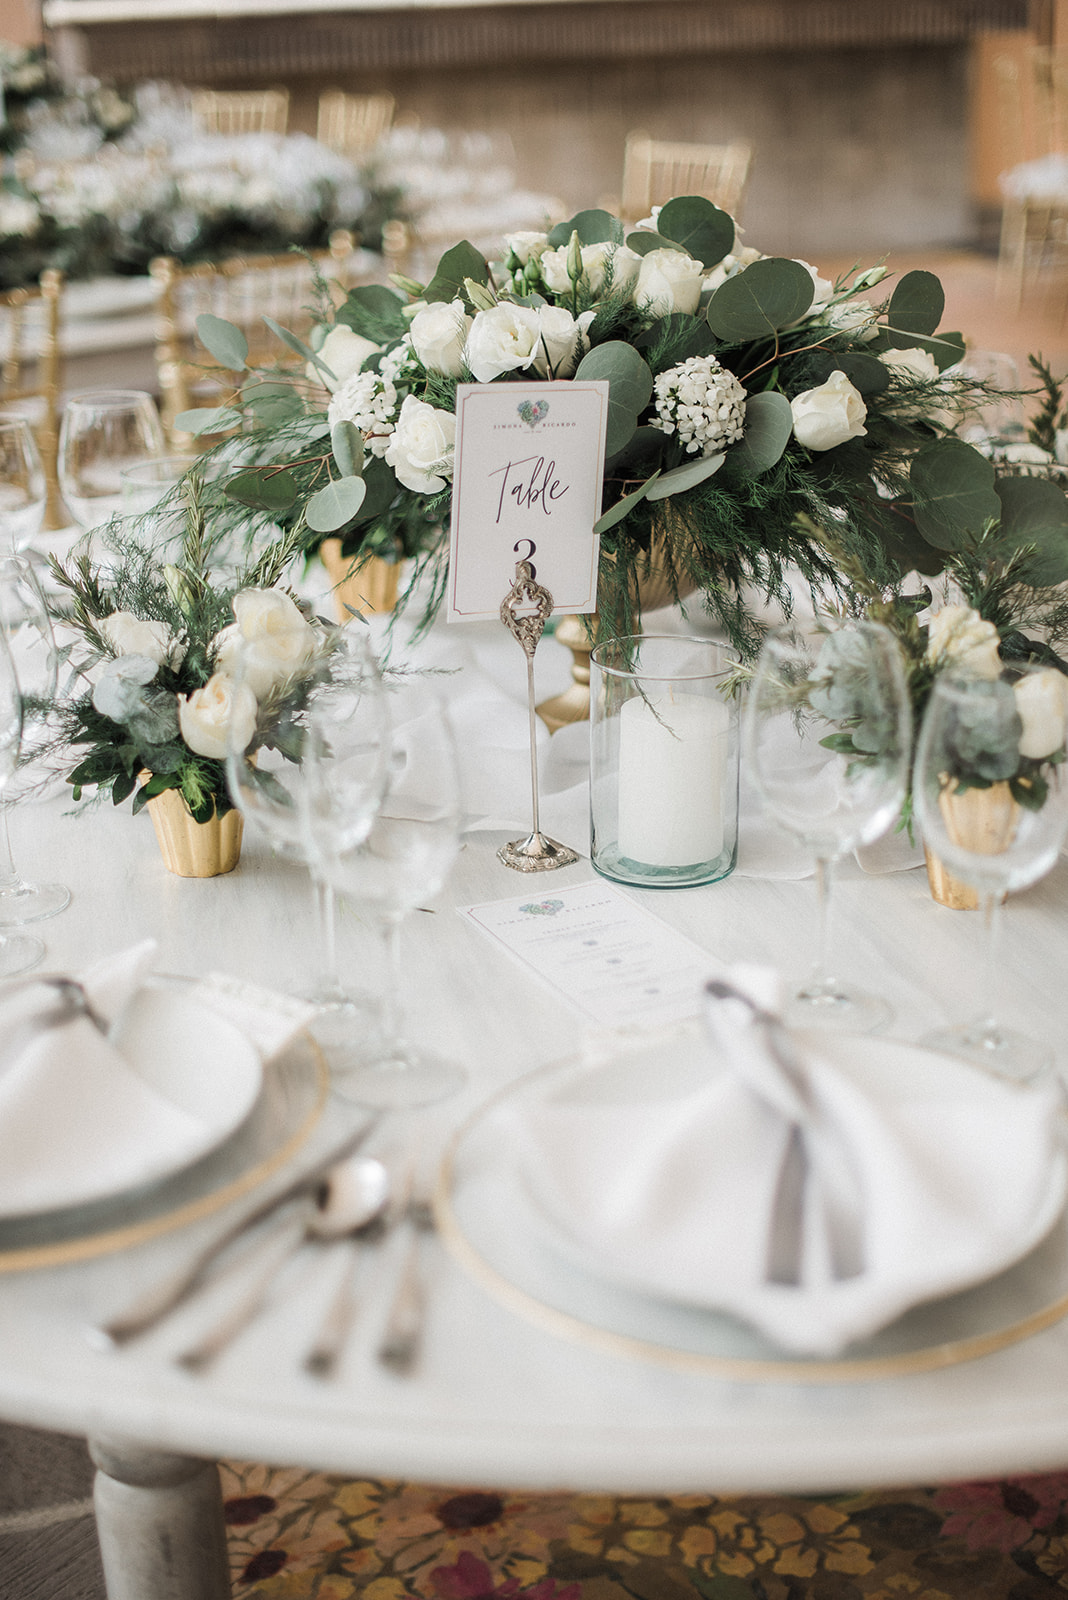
[497,831,580,871]
[89,1439,231,1600]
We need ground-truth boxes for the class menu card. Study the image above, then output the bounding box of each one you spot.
[460,881,718,1028]
[446,380,609,622]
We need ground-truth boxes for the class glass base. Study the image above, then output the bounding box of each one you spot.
[0,880,71,927]
[592,845,736,890]
[0,931,45,977]
[784,982,892,1035]
[332,1046,467,1110]
[303,990,383,1066]
[921,1021,1053,1085]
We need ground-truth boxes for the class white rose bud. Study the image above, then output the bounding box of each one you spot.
[464,303,542,382]
[790,370,868,451]
[925,604,1003,680]
[98,612,181,669]
[633,248,705,316]
[1014,668,1068,760]
[177,673,258,760]
[384,394,456,494]
[540,242,642,298]
[214,589,318,698]
[313,326,380,393]
[408,298,472,377]
[532,306,595,377]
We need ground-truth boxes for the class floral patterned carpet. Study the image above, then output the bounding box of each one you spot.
[219,1463,1068,1600]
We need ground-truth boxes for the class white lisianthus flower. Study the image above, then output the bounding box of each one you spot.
[98,612,182,670]
[531,306,595,377]
[1014,668,1068,760]
[384,395,456,494]
[790,370,867,451]
[464,303,543,382]
[327,369,399,457]
[925,604,1002,680]
[539,242,642,298]
[651,355,747,457]
[177,673,258,761]
[313,325,380,392]
[213,588,318,699]
[506,230,549,265]
[408,298,472,377]
[633,249,705,316]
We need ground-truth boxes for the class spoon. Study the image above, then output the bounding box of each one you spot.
[302,1158,398,1378]
[174,1155,391,1372]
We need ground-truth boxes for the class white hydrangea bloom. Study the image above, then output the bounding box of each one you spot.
[651,355,747,457]
[327,370,399,457]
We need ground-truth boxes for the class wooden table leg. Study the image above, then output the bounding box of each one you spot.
[88,1437,231,1600]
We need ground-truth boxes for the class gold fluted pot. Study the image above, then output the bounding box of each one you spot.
[144,787,244,878]
[319,540,400,622]
[924,779,1017,910]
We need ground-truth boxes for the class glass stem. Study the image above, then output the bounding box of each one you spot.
[978,890,1004,1047]
[808,853,839,996]
[379,914,406,1062]
[0,803,22,896]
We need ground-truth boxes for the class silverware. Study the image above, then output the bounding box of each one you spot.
[92,1116,380,1349]
[302,1161,398,1379]
[376,1172,435,1377]
[0,975,109,1068]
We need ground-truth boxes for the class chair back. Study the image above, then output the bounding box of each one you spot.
[149,239,352,451]
[317,91,395,158]
[190,89,290,136]
[620,134,752,225]
[0,269,64,529]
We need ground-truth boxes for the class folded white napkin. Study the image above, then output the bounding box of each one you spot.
[503,969,1067,1356]
[0,945,316,1216]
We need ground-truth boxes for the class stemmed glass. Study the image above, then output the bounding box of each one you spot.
[0,555,70,925]
[57,390,166,534]
[914,665,1068,1081]
[744,621,912,1032]
[0,626,44,975]
[302,680,467,1109]
[0,418,46,554]
[225,622,391,1059]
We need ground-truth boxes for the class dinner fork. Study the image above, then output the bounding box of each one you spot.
[376,1176,435,1376]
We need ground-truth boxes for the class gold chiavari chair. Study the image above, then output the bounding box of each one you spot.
[994,48,1068,306]
[619,133,753,226]
[149,235,355,452]
[316,91,396,159]
[0,269,64,529]
[189,88,290,137]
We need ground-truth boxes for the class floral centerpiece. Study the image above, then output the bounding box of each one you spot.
[178,194,989,657]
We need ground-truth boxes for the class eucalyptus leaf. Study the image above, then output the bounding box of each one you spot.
[656,196,735,269]
[624,230,677,256]
[262,314,321,367]
[173,406,242,437]
[423,241,489,304]
[331,420,364,479]
[574,341,654,455]
[306,476,368,533]
[345,455,397,529]
[546,209,624,248]
[722,389,793,476]
[995,474,1068,584]
[223,466,300,513]
[910,438,1001,550]
[334,283,409,342]
[646,452,724,499]
[706,258,814,341]
[242,380,305,427]
[886,270,945,337]
[875,326,966,372]
[593,471,660,534]
[195,313,248,371]
[806,351,891,398]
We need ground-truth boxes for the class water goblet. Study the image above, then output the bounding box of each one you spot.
[914,664,1068,1082]
[303,680,466,1110]
[744,620,912,1032]
[0,628,44,975]
[0,417,46,554]
[58,390,166,535]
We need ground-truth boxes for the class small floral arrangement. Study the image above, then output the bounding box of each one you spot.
[41,480,319,823]
[179,195,990,657]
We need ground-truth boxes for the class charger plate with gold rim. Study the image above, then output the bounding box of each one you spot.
[0,1031,328,1273]
[436,1040,1068,1384]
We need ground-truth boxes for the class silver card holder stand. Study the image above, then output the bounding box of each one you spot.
[497,559,579,872]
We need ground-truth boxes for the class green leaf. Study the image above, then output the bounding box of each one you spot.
[241,379,304,427]
[593,471,660,534]
[723,388,793,476]
[886,269,944,337]
[874,326,966,372]
[223,467,300,513]
[195,313,248,371]
[546,209,624,248]
[807,350,891,398]
[343,455,398,531]
[910,438,1001,550]
[656,195,736,269]
[995,474,1068,584]
[706,257,814,341]
[574,341,654,456]
[306,475,367,533]
[423,241,490,304]
[646,452,724,499]
[624,230,677,256]
[335,283,408,342]
[331,420,364,479]
[262,315,320,367]
[173,406,242,436]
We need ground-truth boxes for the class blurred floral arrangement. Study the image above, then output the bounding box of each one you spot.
[177,193,1001,656]
[39,478,319,823]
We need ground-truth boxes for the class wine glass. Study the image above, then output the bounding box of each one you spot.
[302,680,466,1109]
[0,626,44,975]
[57,390,166,534]
[914,664,1068,1081]
[744,621,912,1032]
[225,622,391,1061]
[0,418,46,554]
[0,554,70,924]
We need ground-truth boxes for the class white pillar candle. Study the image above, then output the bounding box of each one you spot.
[617,690,730,867]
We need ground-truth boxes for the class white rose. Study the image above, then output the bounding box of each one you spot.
[464,303,542,382]
[384,394,456,494]
[790,370,868,450]
[633,249,705,316]
[98,612,181,669]
[532,306,594,377]
[506,230,549,265]
[408,298,472,378]
[177,673,257,760]
[702,245,763,293]
[539,242,642,298]
[794,259,835,309]
[313,326,380,392]
[214,588,318,698]
[925,605,1002,680]
[1014,669,1068,759]
[880,346,941,385]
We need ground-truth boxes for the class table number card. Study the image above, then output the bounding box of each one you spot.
[446,380,610,622]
